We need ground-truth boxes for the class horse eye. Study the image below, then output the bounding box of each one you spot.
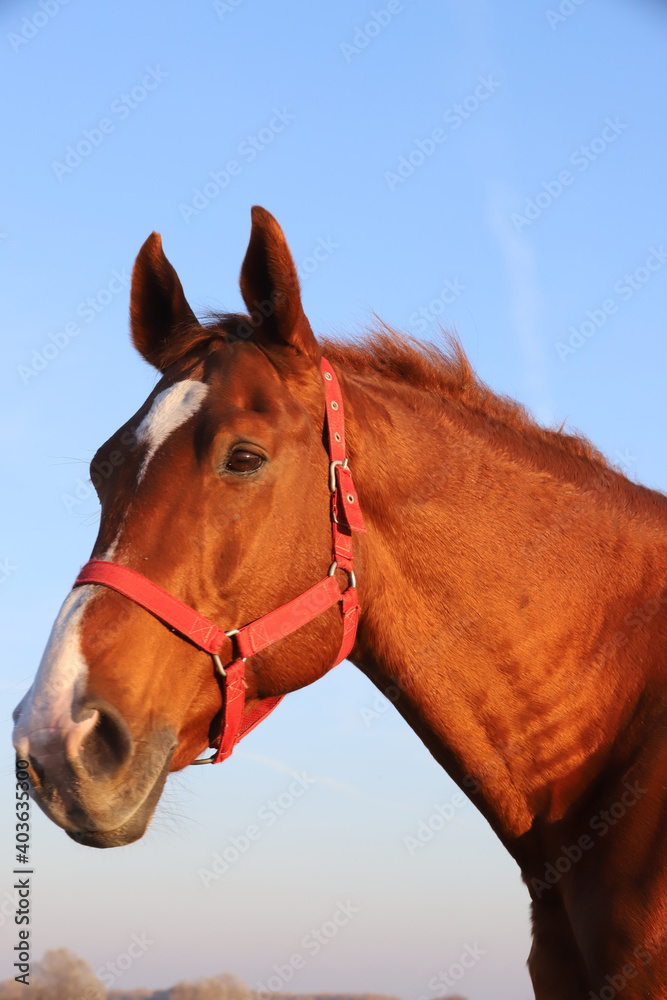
[226,450,264,474]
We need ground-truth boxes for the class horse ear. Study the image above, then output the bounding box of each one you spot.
[130,232,200,370]
[239,206,319,361]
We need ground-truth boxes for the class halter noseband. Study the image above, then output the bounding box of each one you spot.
[72,357,365,764]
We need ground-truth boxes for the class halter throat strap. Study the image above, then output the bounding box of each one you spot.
[73,357,365,764]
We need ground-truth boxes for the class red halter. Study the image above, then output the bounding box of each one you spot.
[72,357,365,764]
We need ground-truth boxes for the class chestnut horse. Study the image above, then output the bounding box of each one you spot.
[13,207,667,999]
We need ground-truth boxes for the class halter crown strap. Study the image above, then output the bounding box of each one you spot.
[73,357,364,765]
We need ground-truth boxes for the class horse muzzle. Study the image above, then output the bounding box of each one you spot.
[12,695,176,848]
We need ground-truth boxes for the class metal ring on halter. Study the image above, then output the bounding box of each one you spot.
[327,561,357,589]
[193,629,248,765]
[207,629,240,679]
[211,654,226,678]
[222,629,247,665]
[329,458,349,492]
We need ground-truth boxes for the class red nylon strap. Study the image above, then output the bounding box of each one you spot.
[321,357,366,539]
[215,675,284,762]
[335,586,360,665]
[215,659,246,761]
[236,576,342,658]
[335,464,366,534]
[73,562,343,762]
[75,560,228,654]
[74,561,344,661]
[72,356,362,766]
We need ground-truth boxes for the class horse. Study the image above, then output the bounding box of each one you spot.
[12,206,667,999]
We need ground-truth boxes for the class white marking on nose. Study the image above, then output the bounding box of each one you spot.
[12,585,99,764]
[135,380,208,483]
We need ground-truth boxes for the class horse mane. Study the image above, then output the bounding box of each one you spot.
[321,321,610,466]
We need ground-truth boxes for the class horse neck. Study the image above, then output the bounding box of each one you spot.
[342,366,667,843]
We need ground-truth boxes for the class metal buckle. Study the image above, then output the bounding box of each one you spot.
[329,458,349,492]
[327,560,357,589]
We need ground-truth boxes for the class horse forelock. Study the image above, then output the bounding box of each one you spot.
[154,313,259,371]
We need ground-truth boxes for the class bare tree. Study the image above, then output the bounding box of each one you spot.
[15,949,105,1000]
[0,952,467,1000]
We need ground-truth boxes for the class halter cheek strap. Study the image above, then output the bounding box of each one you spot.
[73,357,365,765]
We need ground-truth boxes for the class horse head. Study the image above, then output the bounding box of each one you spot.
[13,207,360,847]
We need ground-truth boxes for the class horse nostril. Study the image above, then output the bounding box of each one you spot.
[78,702,134,780]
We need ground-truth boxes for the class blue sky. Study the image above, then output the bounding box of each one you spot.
[1,1,667,998]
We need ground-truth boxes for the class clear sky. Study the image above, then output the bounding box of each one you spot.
[1,2,667,998]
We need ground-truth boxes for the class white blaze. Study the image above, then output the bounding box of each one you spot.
[12,585,99,762]
[12,380,208,765]
[135,380,208,482]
